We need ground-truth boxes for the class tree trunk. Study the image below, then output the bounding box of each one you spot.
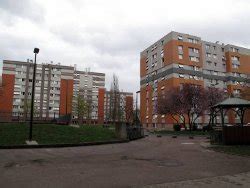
[188,111,192,132]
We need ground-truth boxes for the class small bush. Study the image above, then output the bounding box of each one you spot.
[192,124,198,131]
[203,124,213,132]
[173,124,181,131]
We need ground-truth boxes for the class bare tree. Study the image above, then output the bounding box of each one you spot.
[109,74,121,124]
[181,84,207,131]
[158,84,207,131]
[23,99,39,119]
[73,94,88,124]
[158,88,186,125]
[204,87,225,128]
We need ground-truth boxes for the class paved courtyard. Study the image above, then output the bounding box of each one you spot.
[0,136,250,188]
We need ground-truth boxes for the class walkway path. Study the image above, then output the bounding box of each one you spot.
[0,136,250,187]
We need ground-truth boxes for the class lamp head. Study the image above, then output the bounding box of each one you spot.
[33,48,39,54]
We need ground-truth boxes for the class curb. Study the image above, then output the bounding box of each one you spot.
[0,139,130,149]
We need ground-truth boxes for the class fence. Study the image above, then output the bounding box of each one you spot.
[210,126,250,145]
[0,112,58,123]
[223,126,250,145]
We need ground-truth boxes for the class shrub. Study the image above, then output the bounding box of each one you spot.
[203,124,213,132]
[173,124,181,131]
[192,124,198,131]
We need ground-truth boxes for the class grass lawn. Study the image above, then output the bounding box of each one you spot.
[0,123,118,146]
[211,145,250,157]
[155,130,210,136]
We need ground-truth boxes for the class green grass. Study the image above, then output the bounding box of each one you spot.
[211,145,250,157]
[155,130,210,136]
[0,123,118,146]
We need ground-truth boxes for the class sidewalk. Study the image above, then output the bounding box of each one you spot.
[140,171,250,188]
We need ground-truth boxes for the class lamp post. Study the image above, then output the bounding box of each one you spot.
[135,90,140,126]
[29,48,39,141]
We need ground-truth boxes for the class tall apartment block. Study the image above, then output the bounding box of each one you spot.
[103,90,133,123]
[0,60,74,121]
[72,70,105,123]
[140,31,250,128]
[0,60,133,124]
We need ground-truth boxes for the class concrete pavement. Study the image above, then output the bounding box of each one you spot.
[0,136,250,188]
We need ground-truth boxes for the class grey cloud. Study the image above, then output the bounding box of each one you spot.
[0,0,44,23]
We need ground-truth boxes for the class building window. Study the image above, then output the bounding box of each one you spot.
[231,56,240,61]
[194,48,199,53]
[213,54,217,59]
[178,35,183,40]
[189,56,199,62]
[206,61,212,65]
[193,66,199,71]
[178,45,183,51]
[178,64,184,68]
[233,89,241,95]
[161,57,164,65]
[179,74,184,78]
[152,53,157,59]
[206,53,211,58]
[231,47,239,53]
[161,49,164,57]
[205,44,210,50]
[188,38,198,44]
[188,38,193,43]
[221,47,224,52]
[189,47,199,53]
[178,54,183,59]
[213,46,216,50]
[233,64,239,69]
[214,62,217,66]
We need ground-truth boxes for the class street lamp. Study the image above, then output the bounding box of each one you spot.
[29,48,39,141]
[135,90,140,126]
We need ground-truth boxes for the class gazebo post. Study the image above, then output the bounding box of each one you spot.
[220,107,224,127]
[220,107,225,144]
[211,109,214,127]
[240,107,245,127]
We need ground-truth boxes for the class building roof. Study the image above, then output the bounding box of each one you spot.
[213,97,250,108]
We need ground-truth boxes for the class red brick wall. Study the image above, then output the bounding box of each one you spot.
[0,74,15,112]
[98,88,105,124]
[59,79,73,116]
[125,95,133,123]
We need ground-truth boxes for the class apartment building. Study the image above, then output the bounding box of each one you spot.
[0,60,133,124]
[97,88,133,124]
[140,31,250,128]
[0,60,74,121]
[72,70,105,123]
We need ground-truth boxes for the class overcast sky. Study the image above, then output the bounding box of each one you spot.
[0,0,250,94]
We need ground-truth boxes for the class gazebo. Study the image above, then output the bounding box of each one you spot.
[212,97,250,145]
[212,97,250,126]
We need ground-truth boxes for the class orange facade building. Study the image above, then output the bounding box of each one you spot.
[140,31,250,129]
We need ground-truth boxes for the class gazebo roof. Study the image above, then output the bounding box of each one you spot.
[213,97,250,108]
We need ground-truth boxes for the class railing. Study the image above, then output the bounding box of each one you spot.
[0,112,58,123]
